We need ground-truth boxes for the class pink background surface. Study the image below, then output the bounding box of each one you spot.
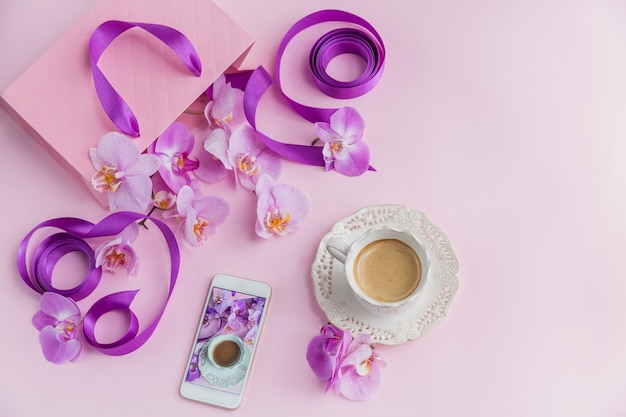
[1,0,626,415]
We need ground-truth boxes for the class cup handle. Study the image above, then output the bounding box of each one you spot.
[326,238,349,264]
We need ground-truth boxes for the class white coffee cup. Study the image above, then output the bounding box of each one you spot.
[204,334,246,369]
[326,226,430,315]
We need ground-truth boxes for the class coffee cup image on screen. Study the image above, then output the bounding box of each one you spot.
[184,288,266,394]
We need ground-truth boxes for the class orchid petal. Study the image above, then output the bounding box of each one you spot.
[332,141,370,177]
[194,150,230,183]
[132,153,161,177]
[96,132,141,168]
[183,206,200,247]
[32,310,57,331]
[211,84,237,121]
[203,128,232,170]
[330,107,365,144]
[270,183,310,222]
[306,334,335,380]
[334,362,382,401]
[314,121,337,144]
[158,161,189,193]
[39,326,82,364]
[39,292,80,322]
[175,185,195,217]
[109,173,153,212]
[155,122,195,154]
[229,125,263,155]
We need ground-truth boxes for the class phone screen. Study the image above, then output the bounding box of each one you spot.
[183,286,267,395]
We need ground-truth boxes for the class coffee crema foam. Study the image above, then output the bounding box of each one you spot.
[353,239,421,303]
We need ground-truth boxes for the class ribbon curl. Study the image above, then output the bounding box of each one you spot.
[17,211,180,356]
[237,9,385,168]
[89,20,203,138]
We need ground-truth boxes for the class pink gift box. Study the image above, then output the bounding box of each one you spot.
[1,0,254,207]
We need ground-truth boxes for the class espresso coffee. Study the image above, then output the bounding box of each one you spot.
[212,340,241,367]
[353,239,421,303]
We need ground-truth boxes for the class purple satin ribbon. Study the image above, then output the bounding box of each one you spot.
[17,212,180,356]
[89,20,202,138]
[239,9,385,167]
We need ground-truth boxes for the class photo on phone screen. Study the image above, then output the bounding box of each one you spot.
[183,284,268,396]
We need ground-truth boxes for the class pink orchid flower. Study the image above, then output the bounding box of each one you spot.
[186,351,201,382]
[204,75,245,132]
[213,289,234,315]
[148,122,199,193]
[94,222,140,276]
[306,324,353,391]
[90,132,161,211]
[229,125,281,191]
[164,184,229,247]
[314,106,370,176]
[244,326,258,346]
[32,292,83,364]
[254,174,310,238]
[199,125,281,190]
[334,333,386,401]
[151,172,176,210]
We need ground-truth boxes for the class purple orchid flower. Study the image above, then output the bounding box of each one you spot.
[334,333,386,401]
[254,174,310,238]
[148,122,199,193]
[32,292,83,364]
[198,308,222,340]
[94,222,140,276]
[223,312,243,335]
[314,106,370,177]
[306,324,352,391]
[212,289,234,315]
[186,349,201,381]
[244,326,258,346]
[90,132,160,211]
[164,184,229,247]
[231,299,250,323]
[247,308,261,329]
[204,75,245,132]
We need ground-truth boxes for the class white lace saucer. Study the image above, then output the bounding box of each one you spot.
[311,205,460,345]
[198,338,250,387]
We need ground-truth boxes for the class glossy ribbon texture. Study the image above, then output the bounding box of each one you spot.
[89,21,202,138]
[236,9,385,168]
[17,212,180,356]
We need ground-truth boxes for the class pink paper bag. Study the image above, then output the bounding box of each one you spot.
[1,0,254,207]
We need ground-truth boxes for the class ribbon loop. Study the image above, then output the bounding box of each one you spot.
[17,212,180,356]
[309,27,384,99]
[240,9,384,169]
[89,20,203,137]
[31,232,101,301]
[82,290,141,355]
[275,9,386,124]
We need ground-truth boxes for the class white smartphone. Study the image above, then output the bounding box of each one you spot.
[179,273,271,409]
